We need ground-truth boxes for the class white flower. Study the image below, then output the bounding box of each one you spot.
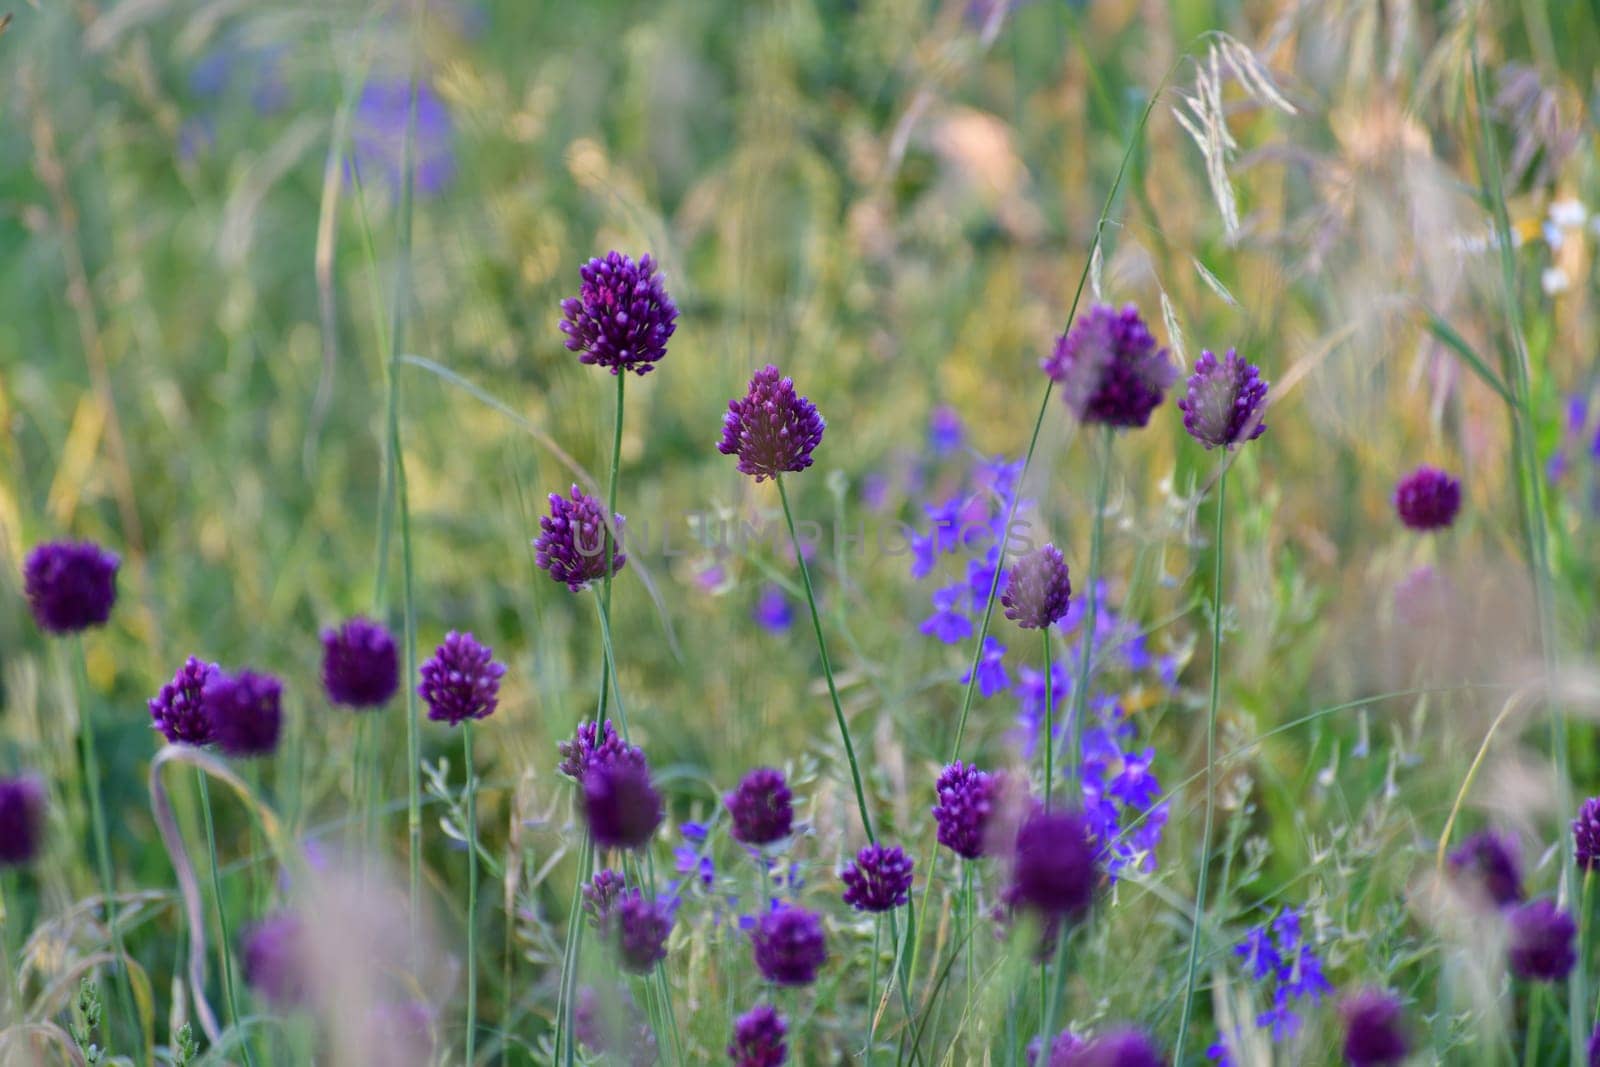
[1542,267,1571,295]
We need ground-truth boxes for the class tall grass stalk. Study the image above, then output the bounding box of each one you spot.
[462,723,480,1065]
[1067,428,1112,790]
[1173,465,1227,1062]
[197,769,253,1067]
[1042,630,1056,808]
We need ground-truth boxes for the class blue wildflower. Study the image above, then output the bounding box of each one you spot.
[960,636,1009,698]
[752,586,793,632]
[921,585,974,645]
[929,406,964,455]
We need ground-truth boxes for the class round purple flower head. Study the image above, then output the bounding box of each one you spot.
[1508,898,1577,981]
[1058,1027,1165,1067]
[750,904,827,986]
[582,748,664,850]
[535,485,626,592]
[150,656,218,746]
[418,631,506,726]
[718,365,826,482]
[1028,1030,1085,1067]
[1003,544,1072,630]
[1041,303,1177,428]
[559,251,678,376]
[613,889,674,973]
[1574,797,1600,870]
[321,617,399,709]
[726,767,794,846]
[1447,830,1522,908]
[559,718,625,781]
[1340,988,1409,1066]
[728,1004,787,1067]
[1177,349,1269,450]
[841,844,914,913]
[933,761,997,860]
[583,868,627,927]
[1010,807,1098,921]
[0,776,45,868]
[23,541,119,634]
[1393,466,1461,531]
[205,670,283,758]
[241,912,306,1008]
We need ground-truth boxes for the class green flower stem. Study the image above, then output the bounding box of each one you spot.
[1042,630,1056,809]
[1067,427,1112,791]
[866,914,882,1066]
[463,723,480,1065]
[197,769,252,1067]
[1038,929,1070,1060]
[1174,465,1228,1063]
[556,834,592,1067]
[597,371,625,726]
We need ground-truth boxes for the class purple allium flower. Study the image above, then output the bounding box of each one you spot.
[320,617,399,709]
[559,251,678,376]
[0,776,45,867]
[23,541,119,634]
[718,365,826,482]
[933,761,997,860]
[1041,304,1176,429]
[535,485,626,593]
[205,670,283,758]
[960,636,1010,698]
[1003,544,1072,630]
[241,912,306,1008]
[613,889,673,973]
[1009,807,1098,921]
[1508,898,1577,981]
[752,586,793,632]
[1178,349,1269,450]
[1575,797,1600,870]
[1340,989,1409,1066]
[1392,466,1461,531]
[351,76,455,196]
[1058,1027,1165,1067]
[1447,830,1523,907]
[583,869,627,927]
[728,1004,787,1066]
[417,631,506,726]
[559,718,625,781]
[725,767,794,846]
[750,904,827,986]
[1028,1030,1086,1067]
[149,656,219,745]
[582,749,664,850]
[841,844,914,913]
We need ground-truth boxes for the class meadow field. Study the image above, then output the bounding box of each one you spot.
[3,0,1599,1063]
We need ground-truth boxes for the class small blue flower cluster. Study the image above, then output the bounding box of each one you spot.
[1208,907,1334,1062]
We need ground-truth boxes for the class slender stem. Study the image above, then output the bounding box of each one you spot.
[867,915,882,1066]
[1174,466,1228,1063]
[556,835,592,1067]
[1524,986,1544,1067]
[1042,630,1055,809]
[1038,930,1070,1060]
[197,771,253,1067]
[592,597,631,742]
[463,723,480,1065]
[1068,428,1112,792]
[597,372,625,725]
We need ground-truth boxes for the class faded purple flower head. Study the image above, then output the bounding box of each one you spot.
[1575,796,1600,870]
[718,365,826,482]
[1003,544,1072,630]
[418,631,506,726]
[841,844,914,913]
[365,999,437,1067]
[1178,349,1269,450]
[1393,565,1454,628]
[614,889,674,973]
[1393,466,1461,531]
[1508,898,1577,981]
[559,718,625,781]
[1447,830,1522,908]
[1028,1030,1086,1067]
[535,485,626,592]
[752,586,793,632]
[929,406,965,455]
[321,617,399,709]
[750,904,827,986]
[1041,304,1176,429]
[205,670,283,758]
[729,1004,787,1066]
[241,912,306,1008]
[583,869,627,927]
[23,541,119,634]
[150,656,219,745]
[574,985,657,1067]
[1340,989,1409,1066]
[726,767,794,846]
[933,761,997,860]
[1058,1027,1165,1067]
[582,748,664,850]
[559,251,678,376]
[0,776,45,868]
[1010,807,1098,921]
[351,76,455,195]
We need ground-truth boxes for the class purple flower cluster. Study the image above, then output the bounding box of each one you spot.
[241,912,307,1008]
[535,485,626,592]
[0,776,45,868]
[1573,796,1600,869]
[1008,807,1098,922]
[320,616,400,709]
[1507,898,1576,982]
[1080,706,1168,878]
[612,889,674,973]
[1393,466,1461,531]
[750,903,826,986]
[840,844,913,912]
[718,365,826,482]
[582,747,664,851]
[1041,303,1177,428]
[150,656,219,745]
[1002,544,1072,630]
[933,761,998,860]
[582,868,627,927]
[205,669,284,758]
[1209,907,1332,1056]
[1340,989,1410,1067]
[23,541,119,634]
[726,767,794,846]
[418,631,506,726]
[1057,1028,1165,1067]
[351,76,456,196]
[1178,349,1269,450]
[559,251,678,376]
[728,1004,787,1066]
[558,718,625,781]
[1447,830,1523,907]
